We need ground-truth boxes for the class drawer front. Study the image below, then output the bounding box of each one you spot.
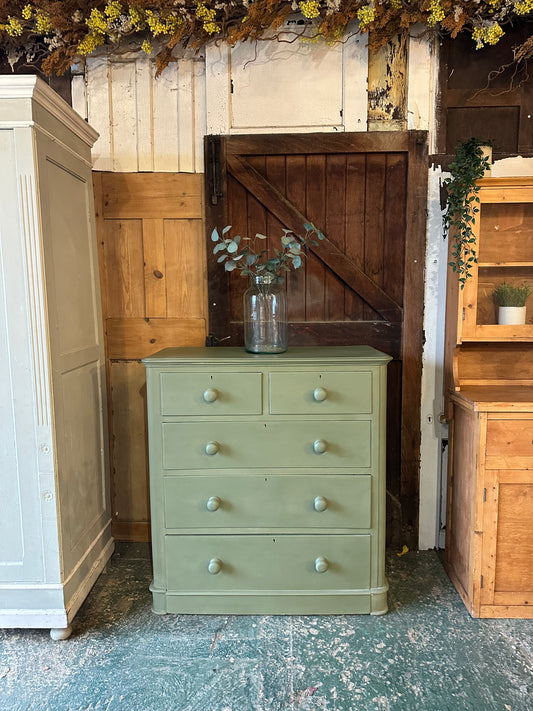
[269,371,372,415]
[486,420,533,458]
[160,372,262,416]
[162,420,372,470]
[164,474,371,529]
[165,534,370,591]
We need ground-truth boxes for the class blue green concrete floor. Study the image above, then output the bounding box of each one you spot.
[0,544,531,711]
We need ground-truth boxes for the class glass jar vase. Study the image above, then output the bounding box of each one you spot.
[243,274,287,353]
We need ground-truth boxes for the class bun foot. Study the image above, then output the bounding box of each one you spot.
[50,626,72,641]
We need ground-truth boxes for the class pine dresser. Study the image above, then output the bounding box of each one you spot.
[143,346,391,615]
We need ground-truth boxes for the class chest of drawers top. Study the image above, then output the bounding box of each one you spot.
[143,346,391,418]
[144,345,390,366]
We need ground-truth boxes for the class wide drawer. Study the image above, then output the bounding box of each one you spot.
[486,420,533,459]
[163,474,372,529]
[159,371,262,416]
[162,420,372,470]
[164,534,371,591]
[269,371,372,415]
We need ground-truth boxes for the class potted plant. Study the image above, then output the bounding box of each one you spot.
[493,281,532,325]
[211,222,324,353]
[443,138,493,288]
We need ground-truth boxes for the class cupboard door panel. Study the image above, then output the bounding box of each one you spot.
[482,469,533,608]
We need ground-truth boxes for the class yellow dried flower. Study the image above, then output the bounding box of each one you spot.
[129,7,144,31]
[472,22,504,49]
[22,4,33,20]
[104,1,122,22]
[357,5,376,29]
[145,9,181,37]
[6,17,24,37]
[36,13,53,34]
[486,22,504,44]
[299,1,321,19]
[196,3,216,22]
[390,0,402,8]
[515,0,533,14]
[86,8,107,33]
[427,0,445,26]
[141,39,153,54]
[203,21,220,35]
[77,31,105,55]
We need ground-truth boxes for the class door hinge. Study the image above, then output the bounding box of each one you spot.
[462,307,466,321]
[483,487,486,502]
[206,135,223,206]
[205,333,231,347]
[480,575,483,589]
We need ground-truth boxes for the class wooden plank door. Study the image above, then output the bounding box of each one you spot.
[93,172,207,541]
[204,132,428,548]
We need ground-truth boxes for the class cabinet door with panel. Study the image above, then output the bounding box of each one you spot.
[445,399,533,618]
[481,468,533,614]
[459,179,533,342]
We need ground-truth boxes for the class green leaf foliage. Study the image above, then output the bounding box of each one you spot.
[493,281,532,307]
[211,222,325,283]
[443,138,491,288]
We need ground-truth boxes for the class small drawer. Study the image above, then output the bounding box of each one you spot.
[486,420,533,459]
[164,534,370,592]
[164,474,372,529]
[269,371,372,415]
[160,371,262,416]
[162,420,372,470]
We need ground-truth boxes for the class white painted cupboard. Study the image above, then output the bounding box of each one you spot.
[0,76,113,639]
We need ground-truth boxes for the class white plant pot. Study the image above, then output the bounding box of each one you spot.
[498,305,526,325]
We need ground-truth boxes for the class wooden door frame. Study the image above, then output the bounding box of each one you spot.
[205,131,428,547]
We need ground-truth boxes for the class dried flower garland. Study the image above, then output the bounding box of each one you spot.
[0,1,531,76]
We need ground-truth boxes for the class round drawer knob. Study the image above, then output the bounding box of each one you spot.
[206,496,221,511]
[203,388,219,403]
[314,556,329,573]
[208,558,222,575]
[313,387,328,402]
[313,439,327,454]
[313,496,328,512]
[205,441,220,456]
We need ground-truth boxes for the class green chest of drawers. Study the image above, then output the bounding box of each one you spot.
[143,346,391,615]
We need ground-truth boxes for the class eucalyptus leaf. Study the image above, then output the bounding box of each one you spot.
[217,254,228,262]
[225,260,237,271]
[227,241,238,253]
[222,225,232,234]
[256,233,267,240]
[211,227,220,242]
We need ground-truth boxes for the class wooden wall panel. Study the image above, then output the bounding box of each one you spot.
[109,361,150,539]
[94,171,206,540]
[76,54,206,173]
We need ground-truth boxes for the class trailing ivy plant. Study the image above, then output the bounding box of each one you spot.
[442,138,491,288]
